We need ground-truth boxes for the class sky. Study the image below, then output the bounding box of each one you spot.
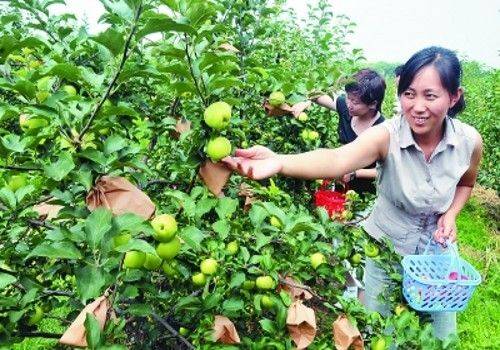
[47,0,499,68]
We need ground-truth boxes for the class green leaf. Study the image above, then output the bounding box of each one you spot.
[222,298,244,314]
[195,198,217,219]
[212,220,230,240]
[249,204,267,228]
[255,232,272,250]
[85,208,113,250]
[178,226,206,252]
[13,80,37,99]
[44,63,81,82]
[76,265,106,303]
[1,134,27,153]
[84,313,102,349]
[43,152,75,181]
[259,318,276,334]
[215,197,238,220]
[114,213,148,233]
[0,272,16,290]
[27,241,82,260]
[92,28,125,56]
[104,134,127,154]
[128,303,153,316]
[114,239,157,255]
[176,296,201,311]
[15,184,35,203]
[0,188,16,209]
[228,272,245,289]
[136,13,195,40]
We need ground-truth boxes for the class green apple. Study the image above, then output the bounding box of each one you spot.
[242,280,255,290]
[341,210,353,221]
[370,337,387,350]
[297,112,308,121]
[394,304,408,316]
[7,175,26,192]
[151,214,178,242]
[269,216,282,228]
[156,236,181,260]
[310,252,326,269]
[179,327,189,336]
[143,253,162,270]
[200,258,218,275]
[204,101,231,130]
[36,76,53,91]
[364,243,380,258]
[192,272,207,286]
[261,295,275,309]
[161,260,179,277]
[345,189,359,201]
[62,84,77,96]
[308,130,319,140]
[269,91,285,107]
[226,241,239,255]
[123,251,146,269]
[27,305,44,325]
[256,276,275,290]
[113,233,131,248]
[19,114,48,131]
[300,129,310,141]
[350,253,362,266]
[206,136,232,162]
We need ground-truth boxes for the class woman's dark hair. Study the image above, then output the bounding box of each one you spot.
[397,46,465,117]
[345,69,386,112]
[394,65,403,77]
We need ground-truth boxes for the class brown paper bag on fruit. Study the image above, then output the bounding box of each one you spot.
[33,201,63,220]
[333,314,364,350]
[279,276,313,302]
[219,43,240,53]
[199,161,231,197]
[286,301,317,349]
[213,315,241,344]
[59,295,112,347]
[86,176,155,220]
[238,183,257,212]
[263,99,294,116]
[171,118,191,139]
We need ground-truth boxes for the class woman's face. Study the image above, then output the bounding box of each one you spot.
[400,65,461,138]
[346,93,375,117]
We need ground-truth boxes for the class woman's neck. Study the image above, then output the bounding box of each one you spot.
[414,123,445,150]
[355,109,378,121]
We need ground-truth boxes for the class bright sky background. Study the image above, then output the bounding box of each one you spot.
[47,0,500,68]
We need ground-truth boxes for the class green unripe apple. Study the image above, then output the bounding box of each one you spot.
[269,216,282,228]
[204,101,231,130]
[192,272,207,286]
[308,130,319,140]
[151,214,178,242]
[350,253,363,266]
[143,253,163,270]
[19,114,48,131]
[113,233,131,248]
[226,241,239,255]
[156,236,181,260]
[300,129,310,141]
[123,251,146,269]
[36,76,53,91]
[394,304,408,316]
[179,327,189,336]
[261,295,275,309]
[242,280,255,290]
[256,276,275,290]
[297,112,308,121]
[364,243,380,258]
[62,84,77,96]
[206,136,232,162]
[269,91,285,107]
[310,252,326,269]
[7,175,26,192]
[371,337,387,350]
[200,258,218,275]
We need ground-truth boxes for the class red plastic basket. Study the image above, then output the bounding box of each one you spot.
[314,180,347,217]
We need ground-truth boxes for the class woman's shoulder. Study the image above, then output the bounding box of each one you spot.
[450,117,481,145]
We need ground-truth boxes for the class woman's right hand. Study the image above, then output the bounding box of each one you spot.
[290,100,312,117]
[222,146,282,180]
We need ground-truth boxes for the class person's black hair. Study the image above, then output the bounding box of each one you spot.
[397,46,465,117]
[345,69,386,112]
[394,65,403,77]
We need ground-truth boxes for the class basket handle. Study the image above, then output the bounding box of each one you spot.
[446,242,463,278]
[422,237,442,255]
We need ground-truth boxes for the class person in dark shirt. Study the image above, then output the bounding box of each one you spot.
[292,69,386,195]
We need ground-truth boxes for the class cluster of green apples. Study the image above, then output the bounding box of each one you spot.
[121,214,182,273]
[300,129,319,142]
[203,101,233,162]
[268,91,285,107]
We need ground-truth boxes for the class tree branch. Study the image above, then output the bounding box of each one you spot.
[184,34,207,106]
[15,331,62,339]
[150,312,195,349]
[0,164,42,172]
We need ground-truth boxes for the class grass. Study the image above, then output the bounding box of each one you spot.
[456,198,499,349]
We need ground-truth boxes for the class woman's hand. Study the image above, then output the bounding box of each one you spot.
[290,100,312,117]
[433,212,458,246]
[222,146,282,180]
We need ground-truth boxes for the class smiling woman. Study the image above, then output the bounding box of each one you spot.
[223,46,483,341]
